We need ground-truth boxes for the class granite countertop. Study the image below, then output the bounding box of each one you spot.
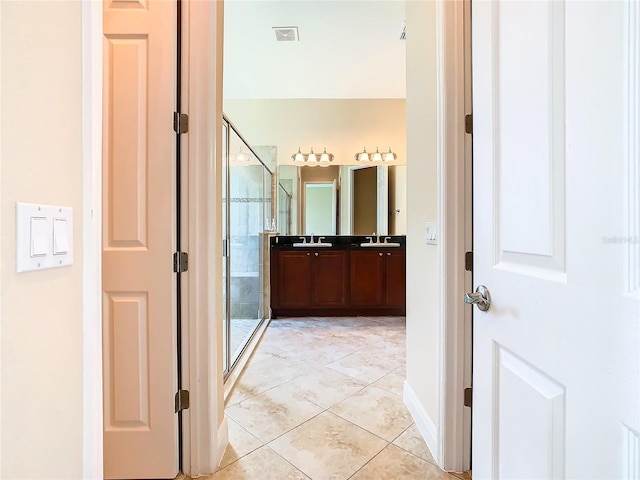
[270,235,406,250]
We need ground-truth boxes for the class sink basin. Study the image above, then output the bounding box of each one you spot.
[292,243,333,248]
[359,242,401,247]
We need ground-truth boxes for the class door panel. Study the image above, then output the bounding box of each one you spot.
[384,251,405,308]
[102,0,178,478]
[472,1,639,478]
[312,251,348,307]
[350,250,385,307]
[275,251,313,308]
[495,1,566,277]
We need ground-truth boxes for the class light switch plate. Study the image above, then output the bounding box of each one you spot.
[16,202,73,272]
[426,221,438,245]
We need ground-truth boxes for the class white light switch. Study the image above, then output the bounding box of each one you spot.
[17,202,73,272]
[53,219,69,254]
[426,222,438,245]
[30,217,48,257]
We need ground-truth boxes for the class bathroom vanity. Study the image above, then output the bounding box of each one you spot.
[270,235,406,317]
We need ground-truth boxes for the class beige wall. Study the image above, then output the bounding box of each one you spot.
[405,0,440,427]
[224,98,406,167]
[1,2,84,478]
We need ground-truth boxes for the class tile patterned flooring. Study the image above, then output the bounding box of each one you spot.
[207,316,465,480]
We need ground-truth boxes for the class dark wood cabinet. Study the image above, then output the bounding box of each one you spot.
[312,251,348,307]
[271,249,348,312]
[350,250,406,308]
[271,245,405,317]
[273,250,313,308]
[350,250,385,307]
[383,250,406,308]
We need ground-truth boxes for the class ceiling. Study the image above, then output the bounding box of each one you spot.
[223,0,407,100]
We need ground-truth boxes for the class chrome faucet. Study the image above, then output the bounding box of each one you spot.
[310,233,315,244]
[299,236,307,244]
[318,236,325,244]
[383,236,391,244]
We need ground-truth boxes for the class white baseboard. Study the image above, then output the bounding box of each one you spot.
[403,379,441,467]
[215,416,229,471]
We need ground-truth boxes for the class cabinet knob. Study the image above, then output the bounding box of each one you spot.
[387,252,391,256]
[379,252,383,256]
[306,252,310,256]
[315,252,319,256]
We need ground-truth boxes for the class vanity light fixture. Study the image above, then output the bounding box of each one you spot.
[355,146,397,162]
[291,147,334,166]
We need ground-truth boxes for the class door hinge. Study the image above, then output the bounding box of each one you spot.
[465,251,473,271]
[464,114,473,135]
[173,112,189,134]
[173,251,188,273]
[175,389,190,413]
[464,387,472,408]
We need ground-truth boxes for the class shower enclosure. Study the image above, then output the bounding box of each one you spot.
[222,116,275,377]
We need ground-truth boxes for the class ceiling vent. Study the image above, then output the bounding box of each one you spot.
[399,22,406,40]
[273,27,299,42]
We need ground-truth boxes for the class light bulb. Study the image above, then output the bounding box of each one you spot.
[384,147,396,162]
[357,147,369,162]
[293,147,305,162]
[307,147,318,166]
[320,147,331,163]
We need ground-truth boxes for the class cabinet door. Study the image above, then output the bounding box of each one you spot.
[350,250,385,307]
[275,250,313,308]
[312,251,348,307]
[384,251,406,308]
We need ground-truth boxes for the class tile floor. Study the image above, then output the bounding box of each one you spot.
[207,316,467,480]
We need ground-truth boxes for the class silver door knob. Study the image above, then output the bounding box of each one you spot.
[464,285,491,312]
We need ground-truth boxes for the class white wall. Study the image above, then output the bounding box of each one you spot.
[1,1,84,478]
[404,0,440,444]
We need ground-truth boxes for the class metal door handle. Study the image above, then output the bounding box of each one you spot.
[464,285,491,312]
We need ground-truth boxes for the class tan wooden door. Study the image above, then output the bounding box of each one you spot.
[102,0,178,477]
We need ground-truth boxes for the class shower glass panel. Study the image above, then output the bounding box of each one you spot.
[223,115,274,378]
[222,123,229,374]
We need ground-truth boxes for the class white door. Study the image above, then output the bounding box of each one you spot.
[472,2,640,479]
[102,0,179,477]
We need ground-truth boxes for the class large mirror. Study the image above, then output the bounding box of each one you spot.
[304,181,337,235]
[277,164,405,236]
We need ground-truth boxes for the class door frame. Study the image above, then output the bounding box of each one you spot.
[435,0,473,473]
[81,0,227,477]
[81,1,104,477]
[83,0,470,476]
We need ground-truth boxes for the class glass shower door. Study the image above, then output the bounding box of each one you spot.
[222,116,273,378]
